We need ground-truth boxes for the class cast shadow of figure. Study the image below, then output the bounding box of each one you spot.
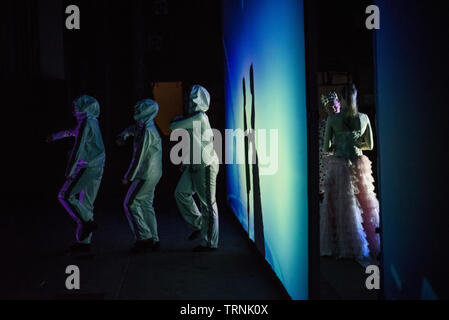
[243,65,265,257]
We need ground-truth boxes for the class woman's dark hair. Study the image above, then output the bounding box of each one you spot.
[341,82,358,116]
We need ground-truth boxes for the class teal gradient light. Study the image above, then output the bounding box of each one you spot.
[222,0,308,300]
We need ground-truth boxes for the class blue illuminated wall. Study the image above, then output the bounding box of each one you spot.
[222,0,308,300]
[375,0,449,299]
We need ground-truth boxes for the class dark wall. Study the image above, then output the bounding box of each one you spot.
[2,0,224,212]
[375,0,449,299]
[316,0,375,107]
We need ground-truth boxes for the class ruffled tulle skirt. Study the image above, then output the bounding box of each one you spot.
[320,155,380,262]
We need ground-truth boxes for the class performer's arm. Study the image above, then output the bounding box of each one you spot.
[66,122,90,178]
[124,131,150,182]
[47,128,76,143]
[118,125,137,141]
[117,125,137,146]
[359,115,374,151]
[170,112,203,131]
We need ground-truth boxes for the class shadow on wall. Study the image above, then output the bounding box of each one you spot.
[243,65,265,257]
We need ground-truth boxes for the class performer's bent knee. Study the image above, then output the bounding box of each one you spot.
[125,199,141,213]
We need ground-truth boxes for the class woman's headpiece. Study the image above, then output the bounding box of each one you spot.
[321,91,339,106]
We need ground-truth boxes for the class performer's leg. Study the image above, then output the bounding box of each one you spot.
[123,180,153,241]
[174,169,202,231]
[194,164,219,249]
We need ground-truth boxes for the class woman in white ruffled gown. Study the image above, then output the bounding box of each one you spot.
[320,83,380,264]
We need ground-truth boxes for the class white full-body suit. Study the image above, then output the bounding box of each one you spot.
[55,95,106,244]
[120,100,163,242]
[170,85,220,249]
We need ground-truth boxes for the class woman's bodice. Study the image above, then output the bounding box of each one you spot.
[324,113,373,161]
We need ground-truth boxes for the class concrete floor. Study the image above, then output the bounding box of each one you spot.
[0,199,290,300]
[1,195,379,300]
[320,257,379,300]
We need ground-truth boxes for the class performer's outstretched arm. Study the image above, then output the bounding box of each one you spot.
[47,128,76,143]
[118,125,137,141]
[170,112,203,131]
[117,125,137,146]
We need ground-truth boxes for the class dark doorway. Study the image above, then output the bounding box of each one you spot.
[305,0,381,300]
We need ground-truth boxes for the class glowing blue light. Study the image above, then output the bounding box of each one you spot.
[222,0,308,300]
